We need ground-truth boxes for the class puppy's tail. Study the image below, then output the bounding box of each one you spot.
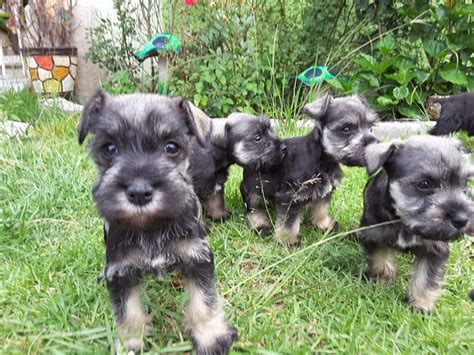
[470,288,474,302]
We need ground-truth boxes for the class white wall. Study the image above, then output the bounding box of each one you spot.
[71,0,115,103]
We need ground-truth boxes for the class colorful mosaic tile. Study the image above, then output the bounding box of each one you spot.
[26,53,77,94]
[29,68,39,81]
[34,56,54,70]
[44,79,61,93]
[52,67,69,81]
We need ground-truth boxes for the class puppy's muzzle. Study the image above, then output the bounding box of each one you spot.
[448,210,469,230]
[363,135,378,146]
[126,179,154,206]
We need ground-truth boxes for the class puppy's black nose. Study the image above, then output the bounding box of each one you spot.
[363,135,378,146]
[126,180,153,206]
[449,211,469,229]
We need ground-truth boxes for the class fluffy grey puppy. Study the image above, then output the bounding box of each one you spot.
[360,135,473,312]
[78,90,237,354]
[241,94,379,246]
[189,110,286,222]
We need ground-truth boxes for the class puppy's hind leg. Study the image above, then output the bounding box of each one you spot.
[274,202,303,247]
[407,244,449,313]
[310,196,336,231]
[181,249,238,355]
[206,184,231,222]
[106,274,151,352]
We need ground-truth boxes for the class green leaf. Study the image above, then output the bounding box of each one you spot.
[377,96,398,106]
[440,63,468,85]
[360,73,380,87]
[393,86,409,100]
[466,76,474,92]
[398,104,424,120]
[423,39,447,60]
[351,76,372,94]
[434,6,449,24]
[353,53,377,72]
[453,4,474,16]
[193,94,202,106]
[377,35,396,56]
[384,69,415,86]
[245,82,257,93]
[372,58,396,75]
[202,71,213,84]
[196,82,204,94]
[326,78,347,92]
[413,69,431,85]
[218,74,227,86]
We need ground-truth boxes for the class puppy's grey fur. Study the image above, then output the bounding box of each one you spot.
[189,111,286,222]
[78,90,237,354]
[241,94,378,246]
[428,93,474,136]
[359,135,473,312]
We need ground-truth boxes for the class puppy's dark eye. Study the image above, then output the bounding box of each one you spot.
[341,125,352,133]
[164,142,179,154]
[255,135,262,142]
[102,143,118,157]
[416,180,433,190]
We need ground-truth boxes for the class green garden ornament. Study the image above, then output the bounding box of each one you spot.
[134,33,181,62]
[296,66,336,86]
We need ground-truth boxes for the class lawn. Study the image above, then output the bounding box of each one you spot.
[1,92,473,354]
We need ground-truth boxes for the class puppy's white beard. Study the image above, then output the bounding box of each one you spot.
[118,192,168,222]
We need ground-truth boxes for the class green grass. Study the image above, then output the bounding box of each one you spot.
[1,92,473,354]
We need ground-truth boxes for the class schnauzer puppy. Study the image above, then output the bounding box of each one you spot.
[428,93,474,136]
[189,111,287,222]
[240,94,378,246]
[359,135,473,312]
[78,90,237,353]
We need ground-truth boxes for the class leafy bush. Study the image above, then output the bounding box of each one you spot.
[100,71,139,95]
[329,1,473,119]
[86,0,472,120]
[86,1,378,117]
[86,0,176,93]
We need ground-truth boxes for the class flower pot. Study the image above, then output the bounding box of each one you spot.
[21,47,77,95]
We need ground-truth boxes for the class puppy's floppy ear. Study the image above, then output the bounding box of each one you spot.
[302,92,332,119]
[78,89,109,144]
[178,98,211,147]
[211,118,230,149]
[365,141,399,175]
[213,113,250,149]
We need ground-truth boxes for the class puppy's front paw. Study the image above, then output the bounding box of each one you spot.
[406,296,433,314]
[192,325,238,355]
[274,226,301,247]
[208,209,231,222]
[312,215,337,231]
[285,237,301,248]
[377,267,396,284]
[115,337,143,354]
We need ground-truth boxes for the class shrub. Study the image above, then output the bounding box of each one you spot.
[329,0,473,119]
